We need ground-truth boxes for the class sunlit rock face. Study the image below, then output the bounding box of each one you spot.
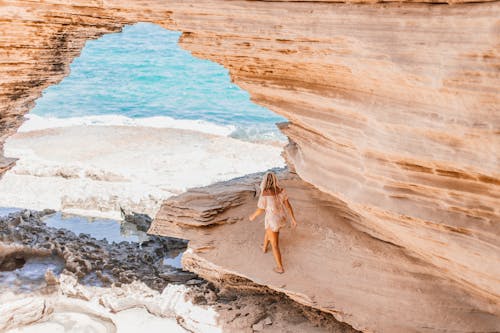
[150,171,500,333]
[0,1,499,332]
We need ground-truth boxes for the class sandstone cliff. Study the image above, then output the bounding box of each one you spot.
[0,1,499,332]
[150,171,500,332]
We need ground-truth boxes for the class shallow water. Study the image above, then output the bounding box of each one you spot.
[163,251,183,269]
[40,211,185,269]
[42,212,149,244]
[0,207,23,217]
[0,256,65,292]
[0,208,187,291]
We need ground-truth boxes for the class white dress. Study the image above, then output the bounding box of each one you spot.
[258,188,288,232]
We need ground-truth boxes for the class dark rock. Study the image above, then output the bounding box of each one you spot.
[40,209,56,217]
[186,278,205,286]
[122,211,152,233]
[192,295,207,305]
[0,255,26,271]
[0,209,197,291]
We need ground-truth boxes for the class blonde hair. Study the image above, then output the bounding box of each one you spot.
[260,171,282,196]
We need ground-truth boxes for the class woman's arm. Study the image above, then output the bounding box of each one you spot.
[285,199,297,227]
[249,208,265,221]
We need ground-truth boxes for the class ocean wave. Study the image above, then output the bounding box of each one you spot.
[19,114,236,137]
[229,125,287,143]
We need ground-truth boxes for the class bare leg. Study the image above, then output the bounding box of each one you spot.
[262,231,270,253]
[267,228,284,273]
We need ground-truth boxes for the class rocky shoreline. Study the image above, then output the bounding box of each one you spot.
[0,209,357,332]
[0,209,194,291]
[1,1,499,332]
[0,125,284,219]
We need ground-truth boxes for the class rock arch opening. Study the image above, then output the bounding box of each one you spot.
[0,22,286,219]
[1,3,498,332]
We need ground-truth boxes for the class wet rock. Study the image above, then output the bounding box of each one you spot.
[40,209,56,217]
[122,210,152,233]
[0,210,193,291]
[186,278,204,286]
[21,210,30,220]
[45,269,59,285]
[0,255,25,271]
[192,294,208,305]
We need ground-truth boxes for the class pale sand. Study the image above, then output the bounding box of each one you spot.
[0,125,284,218]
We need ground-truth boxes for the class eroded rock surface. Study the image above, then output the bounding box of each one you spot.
[1,273,355,333]
[0,1,499,332]
[0,209,192,290]
[0,209,354,332]
[150,171,500,333]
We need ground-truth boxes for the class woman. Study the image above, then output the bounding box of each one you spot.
[249,172,297,273]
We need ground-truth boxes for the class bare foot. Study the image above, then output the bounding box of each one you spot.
[273,266,284,274]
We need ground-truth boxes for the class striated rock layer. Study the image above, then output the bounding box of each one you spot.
[0,0,499,332]
[150,171,500,333]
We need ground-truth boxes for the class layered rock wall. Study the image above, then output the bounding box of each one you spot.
[0,0,499,332]
[150,171,500,332]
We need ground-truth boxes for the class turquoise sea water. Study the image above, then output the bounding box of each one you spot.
[30,23,286,141]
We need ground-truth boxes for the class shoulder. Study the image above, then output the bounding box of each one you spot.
[262,188,286,197]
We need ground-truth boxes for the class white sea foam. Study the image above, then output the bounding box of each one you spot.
[19,114,236,137]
